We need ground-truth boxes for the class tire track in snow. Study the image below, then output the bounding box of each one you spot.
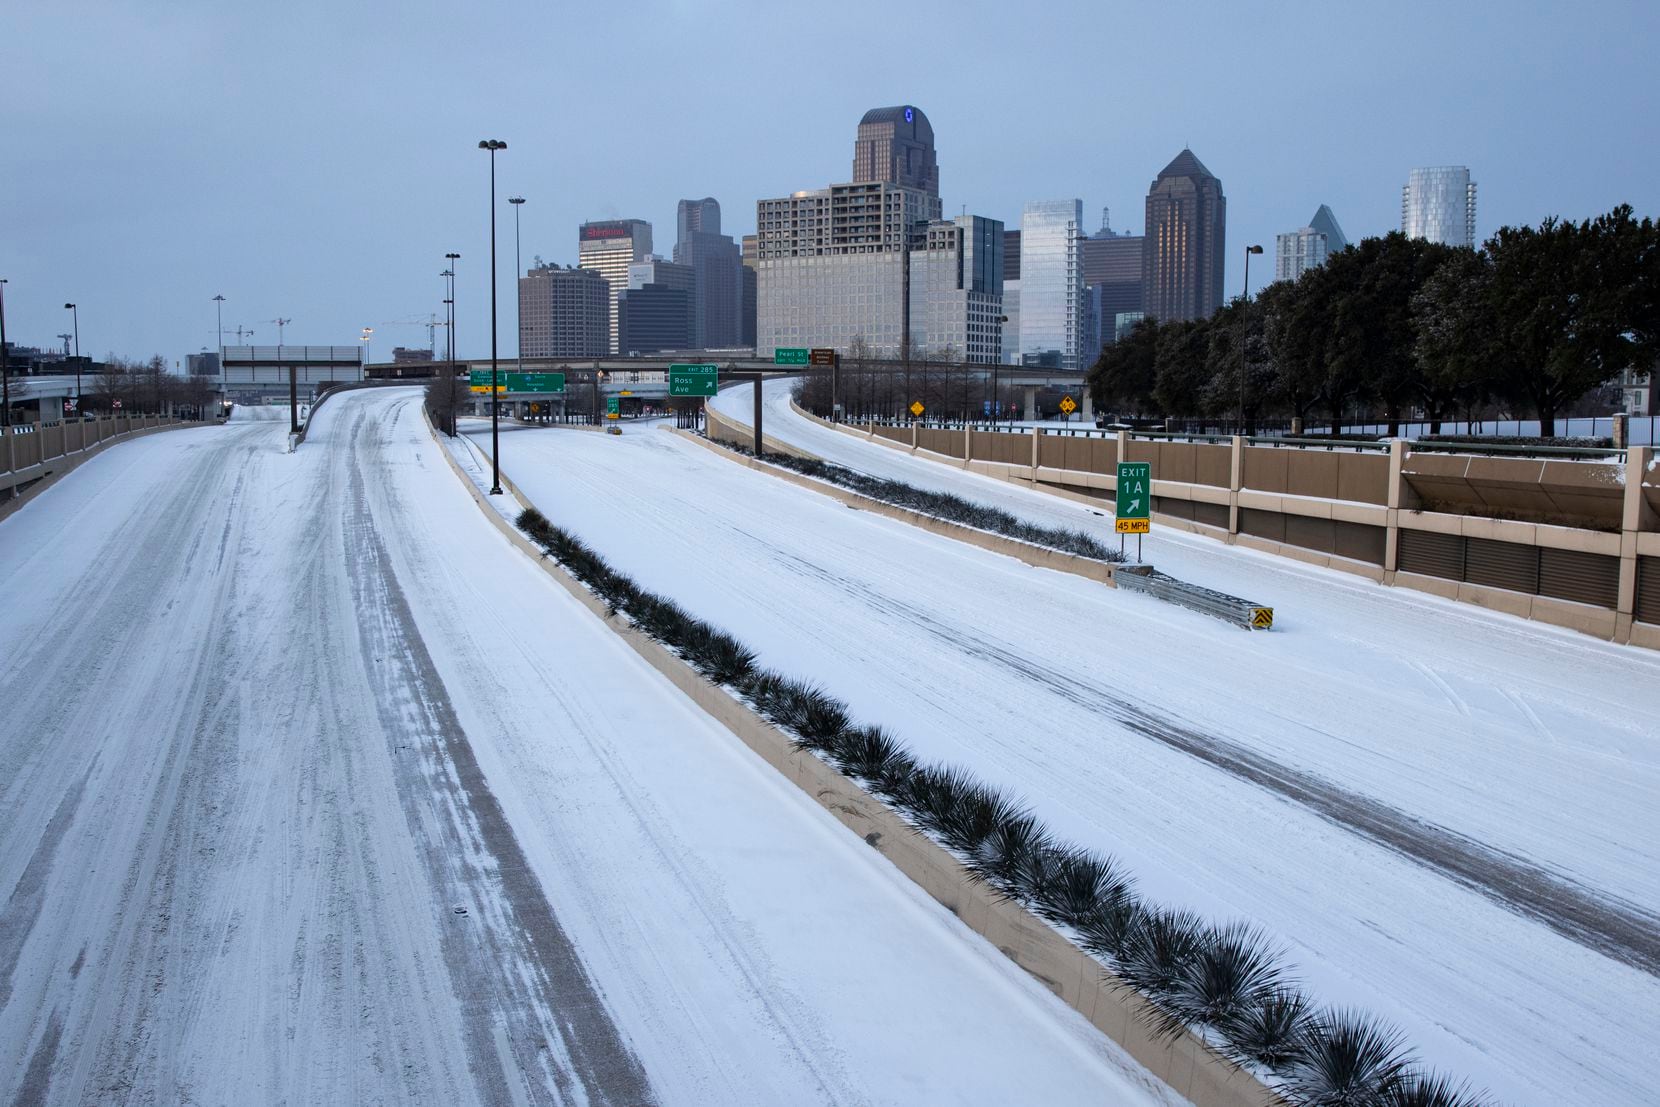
[824,565,1660,978]
[343,403,657,1107]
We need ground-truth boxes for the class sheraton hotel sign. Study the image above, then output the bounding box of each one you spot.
[580,222,635,240]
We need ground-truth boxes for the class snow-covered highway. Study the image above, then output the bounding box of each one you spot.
[0,389,1172,1105]
[472,387,1660,1105]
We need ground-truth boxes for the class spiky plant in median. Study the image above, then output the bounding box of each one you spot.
[1116,909,1210,1003]
[1284,1010,1414,1107]
[1075,894,1146,964]
[830,725,918,797]
[931,778,1032,857]
[968,814,1050,895]
[1381,1072,1493,1107]
[1160,922,1284,1038]
[1220,986,1318,1071]
[710,440,1121,562]
[1029,848,1136,930]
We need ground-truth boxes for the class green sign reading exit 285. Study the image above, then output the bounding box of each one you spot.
[1115,462,1151,534]
[668,363,719,397]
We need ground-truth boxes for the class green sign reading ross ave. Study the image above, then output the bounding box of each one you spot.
[668,363,719,397]
[1115,461,1151,534]
[773,347,809,365]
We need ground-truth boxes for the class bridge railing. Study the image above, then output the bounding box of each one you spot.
[1,414,188,496]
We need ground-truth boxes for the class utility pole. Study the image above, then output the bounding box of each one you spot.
[478,138,507,496]
[1,278,10,428]
[64,303,81,416]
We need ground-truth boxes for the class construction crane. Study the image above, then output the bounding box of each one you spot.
[379,314,446,356]
[267,317,292,345]
[57,333,73,356]
[233,326,255,343]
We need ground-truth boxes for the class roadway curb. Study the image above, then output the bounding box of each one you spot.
[425,408,1283,1107]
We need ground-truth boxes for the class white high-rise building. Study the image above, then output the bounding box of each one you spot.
[1402,167,1477,247]
[1275,204,1350,281]
[1017,199,1086,370]
[577,219,653,353]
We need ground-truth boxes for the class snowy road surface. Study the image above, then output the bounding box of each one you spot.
[473,388,1660,1105]
[0,390,1174,1105]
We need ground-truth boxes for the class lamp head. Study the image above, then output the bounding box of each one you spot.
[1247,244,1264,255]
[65,302,75,309]
[509,196,525,205]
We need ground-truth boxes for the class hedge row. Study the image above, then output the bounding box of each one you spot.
[710,439,1121,562]
[515,505,1491,1107]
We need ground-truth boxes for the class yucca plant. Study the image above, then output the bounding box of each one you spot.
[969,814,1050,894]
[1116,909,1209,1002]
[831,725,917,796]
[1220,986,1318,1071]
[1284,1009,1414,1107]
[1160,922,1284,1039]
[1381,1071,1492,1107]
[1029,849,1135,930]
[1075,895,1146,963]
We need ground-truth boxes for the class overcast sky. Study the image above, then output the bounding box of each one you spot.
[5,0,1656,364]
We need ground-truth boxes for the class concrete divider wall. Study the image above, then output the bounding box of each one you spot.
[427,408,1284,1107]
[0,416,199,522]
[796,403,1660,648]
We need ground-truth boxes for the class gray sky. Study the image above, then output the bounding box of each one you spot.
[5,0,1656,364]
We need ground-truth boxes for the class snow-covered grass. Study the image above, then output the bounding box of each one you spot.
[512,503,1493,1107]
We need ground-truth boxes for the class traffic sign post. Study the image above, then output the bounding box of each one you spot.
[909,400,924,419]
[472,369,565,394]
[668,363,718,397]
[606,394,620,420]
[809,348,839,421]
[1115,460,1151,561]
[773,347,809,366]
[1059,395,1077,424]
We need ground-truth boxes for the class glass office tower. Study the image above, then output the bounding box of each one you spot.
[1017,199,1085,370]
[1402,167,1477,247]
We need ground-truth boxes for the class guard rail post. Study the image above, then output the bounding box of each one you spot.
[1228,435,1244,537]
[1616,444,1654,642]
[1384,438,1409,576]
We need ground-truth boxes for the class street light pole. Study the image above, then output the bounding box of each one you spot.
[1,278,10,428]
[509,197,525,419]
[444,253,460,435]
[478,139,507,495]
[64,303,81,417]
[1239,244,1263,435]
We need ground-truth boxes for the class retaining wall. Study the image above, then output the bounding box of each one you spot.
[800,404,1659,649]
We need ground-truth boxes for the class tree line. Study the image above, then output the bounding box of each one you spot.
[77,356,218,418]
[1088,206,1659,437]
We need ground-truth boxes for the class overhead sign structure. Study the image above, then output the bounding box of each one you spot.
[809,348,836,366]
[1115,461,1151,534]
[669,363,719,397]
[909,400,925,417]
[470,369,566,394]
[774,347,809,366]
[1059,395,1078,415]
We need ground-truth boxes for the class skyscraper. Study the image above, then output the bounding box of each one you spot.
[1082,212,1144,347]
[628,256,695,349]
[1142,149,1227,323]
[1275,204,1350,281]
[851,105,940,198]
[1402,167,1477,247]
[740,235,758,348]
[1017,199,1086,370]
[577,219,653,353]
[673,197,742,349]
[519,264,610,358]
[617,284,691,354]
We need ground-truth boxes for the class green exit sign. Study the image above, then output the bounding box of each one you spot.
[1115,461,1151,534]
[773,347,809,365]
[669,363,719,397]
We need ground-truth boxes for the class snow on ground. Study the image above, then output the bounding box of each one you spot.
[0,388,1172,1105]
[469,389,1660,1105]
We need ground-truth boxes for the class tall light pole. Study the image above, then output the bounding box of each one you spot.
[1,278,10,427]
[478,139,507,495]
[64,303,81,416]
[445,253,460,436]
[361,326,373,371]
[212,294,226,382]
[1239,244,1264,435]
[509,197,525,409]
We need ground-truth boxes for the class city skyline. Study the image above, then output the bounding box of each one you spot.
[4,0,1655,361]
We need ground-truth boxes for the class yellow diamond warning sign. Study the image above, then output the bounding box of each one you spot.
[1059,395,1077,414]
[910,400,924,416]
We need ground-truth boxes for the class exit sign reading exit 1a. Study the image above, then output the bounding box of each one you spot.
[1115,461,1151,533]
